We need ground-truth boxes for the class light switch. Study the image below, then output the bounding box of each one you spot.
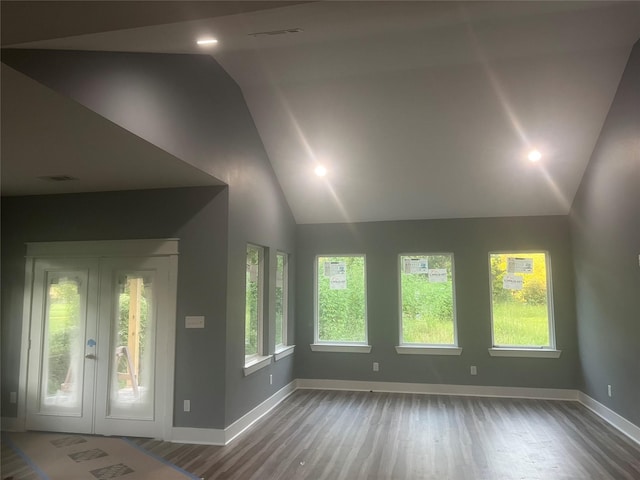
[185,316,205,329]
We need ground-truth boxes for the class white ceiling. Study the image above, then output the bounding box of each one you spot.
[3,1,640,223]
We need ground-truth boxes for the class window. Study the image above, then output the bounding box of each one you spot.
[489,252,554,349]
[245,244,263,362]
[275,252,288,349]
[399,254,457,346]
[315,255,367,346]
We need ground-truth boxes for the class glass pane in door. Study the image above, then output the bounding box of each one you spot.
[108,273,155,419]
[40,274,85,414]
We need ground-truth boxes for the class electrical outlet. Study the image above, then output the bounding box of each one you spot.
[269,374,273,385]
[607,385,612,397]
[470,366,477,376]
[373,362,379,372]
[184,399,191,412]
[9,392,17,403]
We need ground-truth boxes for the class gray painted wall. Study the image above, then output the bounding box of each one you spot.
[295,216,579,388]
[1,186,229,427]
[2,49,297,428]
[570,41,640,427]
[4,43,637,434]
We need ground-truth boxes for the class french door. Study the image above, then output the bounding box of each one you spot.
[25,252,175,438]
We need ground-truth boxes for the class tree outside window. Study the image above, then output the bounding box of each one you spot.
[400,254,456,345]
[316,255,366,343]
[245,245,263,359]
[490,252,552,347]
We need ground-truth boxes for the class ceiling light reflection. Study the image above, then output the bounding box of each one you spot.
[314,165,327,177]
[528,149,542,162]
[196,38,218,46]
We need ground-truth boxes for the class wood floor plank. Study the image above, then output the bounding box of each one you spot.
[3,391,639,479]
[155,390,638,480]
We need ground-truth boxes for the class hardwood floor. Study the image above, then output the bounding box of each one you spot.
[3,390,640,479]
[140,390,640,480]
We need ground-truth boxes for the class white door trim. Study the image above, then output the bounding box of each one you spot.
[18,239,179,440]
[163,254,179,441]
[17,257,35,432]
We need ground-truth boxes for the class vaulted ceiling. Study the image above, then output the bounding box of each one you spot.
[2,1,639,223]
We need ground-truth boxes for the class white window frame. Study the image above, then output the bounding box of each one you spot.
[487,250,561,358]
[274,251,295,360]
[244,244,272,373]
[396,253,462,356]
[311,254,371,353]
[275,251,288,349]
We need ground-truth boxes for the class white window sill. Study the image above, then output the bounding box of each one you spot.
[488,348,562,358]
[395,345,462,356]
[274,345,295,361]
[243,355,272,376]
[310,344,372,353]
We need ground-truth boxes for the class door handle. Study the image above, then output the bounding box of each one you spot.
[85,354,97,360]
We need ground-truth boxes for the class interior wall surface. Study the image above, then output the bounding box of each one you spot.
[1,49,298,428]
[295,216,579,389]
[1,186,229,428]
[569,41,640,427]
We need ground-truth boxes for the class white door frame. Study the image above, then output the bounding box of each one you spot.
[17,239,179,440]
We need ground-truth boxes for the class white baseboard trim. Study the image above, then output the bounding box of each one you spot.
[1,416,25,432]
[170,380,297,446]
[171,426,226,446]
[296,378,579,401]
[577,391,640,445]
[224,380,297,445]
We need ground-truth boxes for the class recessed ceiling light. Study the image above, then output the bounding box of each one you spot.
[314,165,327,177]
[196,38,218,46]
[528,149,542,162]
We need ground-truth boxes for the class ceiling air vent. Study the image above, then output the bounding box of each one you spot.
[38,175,78,182]
[248,28,303,38]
